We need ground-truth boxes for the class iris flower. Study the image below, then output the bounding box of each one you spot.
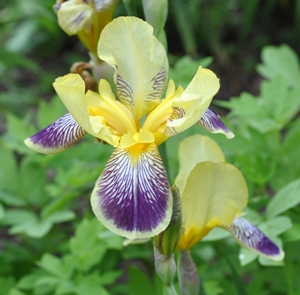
[25,17,233,239]
[54,0,118,54]
[176,134,284,260]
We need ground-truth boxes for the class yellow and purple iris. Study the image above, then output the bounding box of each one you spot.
[176,135,284,260]
[24,17,233,239]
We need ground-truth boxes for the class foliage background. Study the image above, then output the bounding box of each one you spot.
[1,0,300,294]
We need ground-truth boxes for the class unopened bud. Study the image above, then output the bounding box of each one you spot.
[154,246,176,285]
[178,250,200,295]
[153,185,182,256]
[142,0,168,48]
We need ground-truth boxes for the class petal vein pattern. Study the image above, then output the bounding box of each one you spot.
[24,113,86,154]
[91,144,172,239]
[115,72,134,111]
[147,68,167,101]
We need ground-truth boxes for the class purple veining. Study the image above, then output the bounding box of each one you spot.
[96,145,170,232]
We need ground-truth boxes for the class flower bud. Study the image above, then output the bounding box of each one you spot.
[153,185,182,256]
[154,246,176,285]
[54,0,118,53]
[178,250,200,295]
[142,0,168,48]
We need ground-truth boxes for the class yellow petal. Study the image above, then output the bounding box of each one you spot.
[166,67,220,135]
[175,135,225,193]
[143,80,183,135]
[53,73,93,133]
[53,74,120,147]
[120,130,155,149]
[98,16,168,120]
[57,0,94,35]
[177,162,248,250]
[86,79,136,135]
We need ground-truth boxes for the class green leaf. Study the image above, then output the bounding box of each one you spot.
[55,280,75,295]
[128,267,155,295]
[257,44,300,87]
[76,273,109,295]
[37,95,66,129]
[3,113,36,155]
[36,254,73,279]
[70,218,107,272]
[203,281,223,295]
[169,55,213,88]
[18,272,46,290]
[281,223,300,243]
[238,248,258,266]
[263,216,292,236]
[0,276,15,295]
[266,179,300,218]
[98,270,122,286]
[19,157,47,205]
[0,145,18,191]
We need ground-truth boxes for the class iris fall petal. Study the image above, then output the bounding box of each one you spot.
[198,108,234,139]
[91,143,173,239]
[222,217,284,260]
[24,113,86,154]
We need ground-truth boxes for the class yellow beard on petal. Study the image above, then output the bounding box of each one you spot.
[128,143,152,165]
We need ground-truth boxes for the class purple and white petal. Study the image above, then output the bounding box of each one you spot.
[24,113,86,154]
[222,217,284,261]
[198,108,234,139]
[91,144,173,239]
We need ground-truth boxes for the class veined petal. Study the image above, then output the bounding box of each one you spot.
[24,113,86,154]
[198,108,234,139]
[98,17,168,120]
[175,135,225,193]
[165,67,220,136]
[177,162,248,250]
[57,0,94,35]
[222,217,284,261]
[91,143,173,239]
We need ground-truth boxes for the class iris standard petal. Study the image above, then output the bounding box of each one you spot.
[175,135,225,193]
[24,113,86,154]
[198,108,234,139]
[91,143,173,239]
[222,217,284,260]
[177,162,248,250]
[98,17,168,120]
[165,67,220,136]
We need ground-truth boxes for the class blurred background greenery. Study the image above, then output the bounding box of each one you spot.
[1,0,300,294]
